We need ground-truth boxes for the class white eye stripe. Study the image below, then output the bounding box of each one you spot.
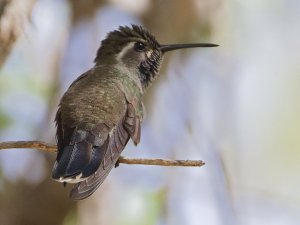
[116,42,135,61]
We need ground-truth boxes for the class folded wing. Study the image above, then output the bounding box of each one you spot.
[70,103,141,200]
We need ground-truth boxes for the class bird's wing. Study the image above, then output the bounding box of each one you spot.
[52,68,142,200]
[69,102,141,200]
[53,110,112,180]
[51,69,123,181]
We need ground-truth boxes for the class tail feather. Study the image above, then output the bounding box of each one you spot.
[82,139,108,177]
[52,141,91,179]
[65,141,92,177]
[70,134,129,200]
[53,103,141,199]
[68,103,141,200]
[52,130,107,181]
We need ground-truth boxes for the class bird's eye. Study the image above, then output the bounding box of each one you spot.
[134,42,145,52]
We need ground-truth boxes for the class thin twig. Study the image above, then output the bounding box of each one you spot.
[0,141,57,152]
[118,157,204,167]
[0,141,205,167]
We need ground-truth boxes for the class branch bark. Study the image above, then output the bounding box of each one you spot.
[0,141,205,167]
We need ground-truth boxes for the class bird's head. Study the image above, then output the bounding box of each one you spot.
[95,25,218,89]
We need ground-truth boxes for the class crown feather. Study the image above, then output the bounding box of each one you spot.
[94,25,160,62]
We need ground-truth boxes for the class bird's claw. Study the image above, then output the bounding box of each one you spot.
[115,159,120,168]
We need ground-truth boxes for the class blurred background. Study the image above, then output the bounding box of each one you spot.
[0,0,300,224]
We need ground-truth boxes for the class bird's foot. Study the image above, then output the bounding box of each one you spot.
[115,159,120,168]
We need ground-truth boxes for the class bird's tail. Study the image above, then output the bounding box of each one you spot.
[69,121,132,200]
[52,130,108,183]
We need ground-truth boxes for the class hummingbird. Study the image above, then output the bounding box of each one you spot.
[52,25,217,200]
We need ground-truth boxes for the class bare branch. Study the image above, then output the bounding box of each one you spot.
[0,140,57,152]
[0,140,205,167]
[118,157,204,167]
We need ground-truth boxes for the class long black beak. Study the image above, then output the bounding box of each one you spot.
[159,43,218,52]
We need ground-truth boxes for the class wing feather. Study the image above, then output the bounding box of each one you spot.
[70,103,141,200]
[52,68,143,200]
